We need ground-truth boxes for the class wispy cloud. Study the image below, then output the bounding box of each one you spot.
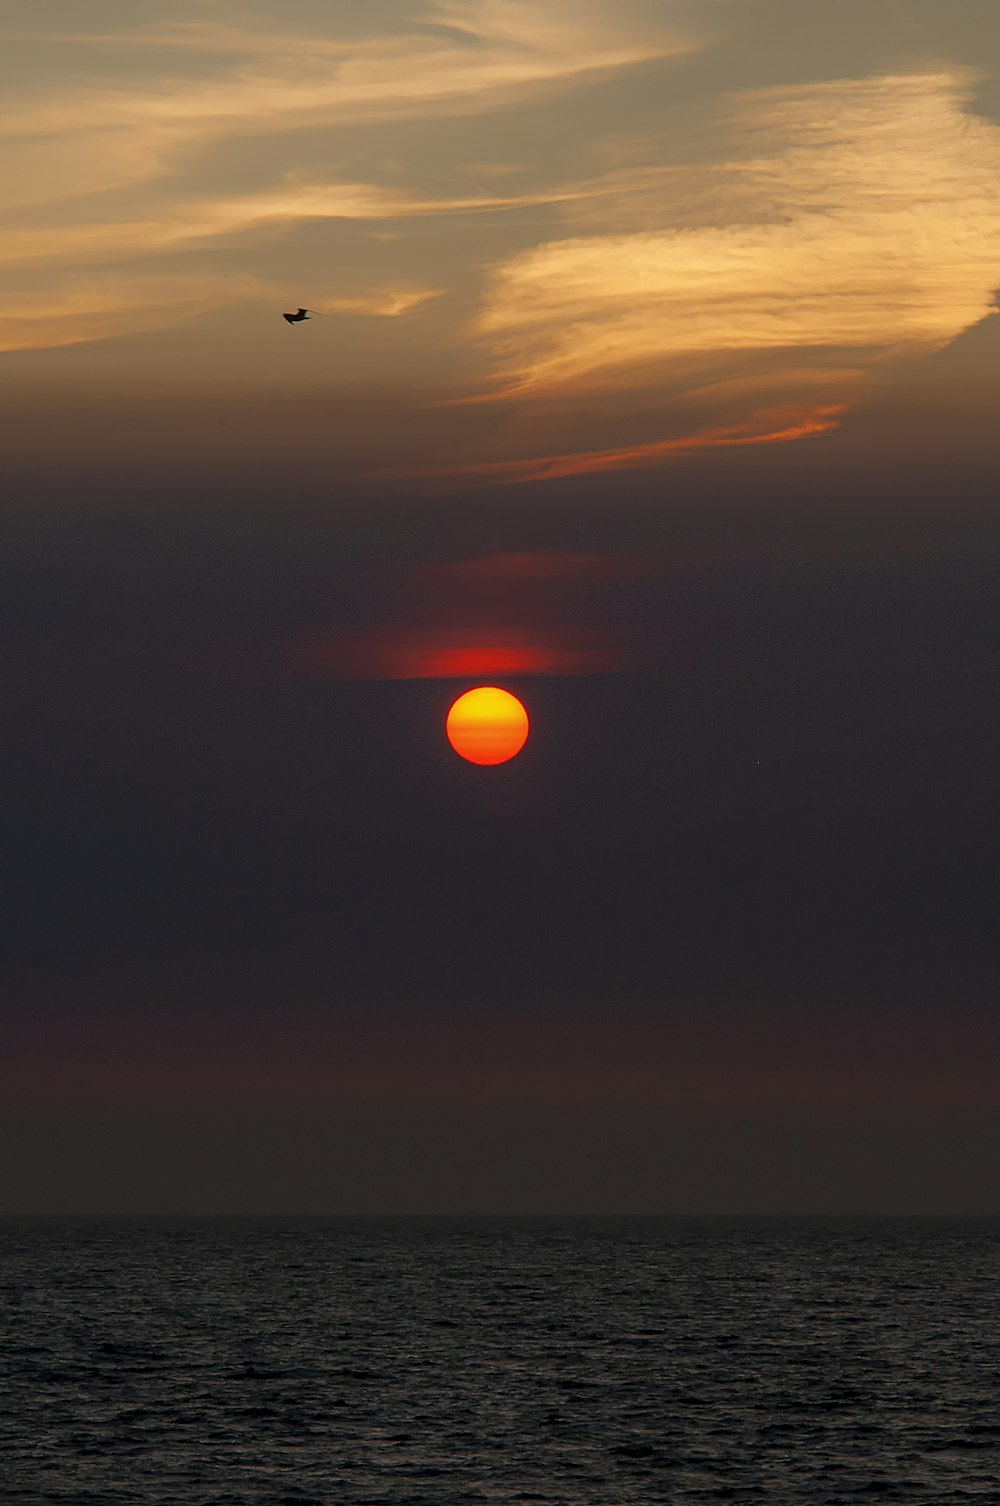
[0,2,688,181]
[0,182,583,271]
[476,71,1000,394]
[0,1,692,351]
[316,287,444,318]
[0,274,446,355]
[0,176,564,350]
[4,6,998,492]
[304,632,622,680]
[430,68,1000,476]
[0,272,275,354]
[380,405,847,485]
[282,549,665,680]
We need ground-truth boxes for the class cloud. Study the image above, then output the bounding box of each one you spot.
[0,274,441,355]
[0,178,573,351]
[451,68,1000,474]
[316,287,444,318]
[280,549,671,680]
[0,182,580,271]
[0,272,274,354]
[388,404,846,484]
[0,2,701,350]
[20,0,687,65]
[477,71,1000,392]
[305,632,621,680]
[0,2,690,187]
[6,8,998,493]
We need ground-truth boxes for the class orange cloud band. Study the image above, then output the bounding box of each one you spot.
[379,404,847,485]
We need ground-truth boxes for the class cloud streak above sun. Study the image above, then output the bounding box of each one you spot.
[285,550,647,681]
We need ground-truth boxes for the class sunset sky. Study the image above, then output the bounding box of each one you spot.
[3,0,999,1214]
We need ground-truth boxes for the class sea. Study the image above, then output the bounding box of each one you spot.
[2,1216,998,1505]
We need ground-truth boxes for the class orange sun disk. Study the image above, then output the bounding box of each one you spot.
[446,687,529,765]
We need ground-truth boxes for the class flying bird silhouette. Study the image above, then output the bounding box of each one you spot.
[282,307,319,324]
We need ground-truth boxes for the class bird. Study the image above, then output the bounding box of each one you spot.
[282,307,314,324]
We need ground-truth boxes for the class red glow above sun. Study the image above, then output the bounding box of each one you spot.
[446,687,529,765]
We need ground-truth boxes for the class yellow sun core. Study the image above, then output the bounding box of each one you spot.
[446,687,529,765]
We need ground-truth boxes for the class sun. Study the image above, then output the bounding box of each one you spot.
[446,687,529,765]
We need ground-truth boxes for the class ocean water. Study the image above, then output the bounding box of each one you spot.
[1,1217,998,1505]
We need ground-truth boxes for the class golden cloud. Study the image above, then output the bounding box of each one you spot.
[0,274,446,355]
[0,272,275,354]
[5,3,998,497]
[378,404,847,484]
[316,288,444,318]
[403,68,995,477]
[0,183,581,271]
[0,2,691,350]
[0,180,573,351]
[0,2,689,179]
[476,71,1000,395]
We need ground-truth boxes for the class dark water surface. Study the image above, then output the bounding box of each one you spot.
[2,1217,998,1504]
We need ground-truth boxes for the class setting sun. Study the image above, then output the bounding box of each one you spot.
[446,687,529,765]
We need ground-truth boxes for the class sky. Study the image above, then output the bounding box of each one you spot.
[2,0,999,1215]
